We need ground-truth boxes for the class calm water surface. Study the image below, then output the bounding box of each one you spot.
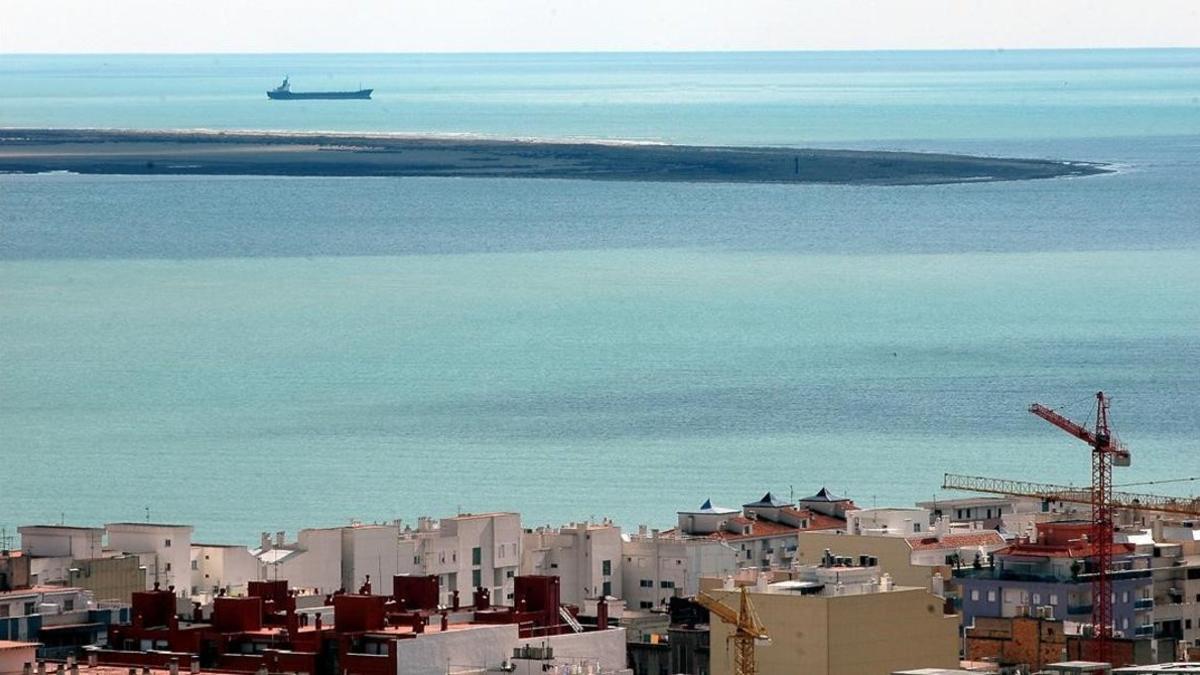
[1,51,1198,541]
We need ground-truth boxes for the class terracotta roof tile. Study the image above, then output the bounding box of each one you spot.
[906,531,1006,551]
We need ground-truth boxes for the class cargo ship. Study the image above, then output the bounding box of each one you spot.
[267,77,372,100]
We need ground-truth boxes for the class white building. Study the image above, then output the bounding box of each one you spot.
[408,512,522,606]
[16,526,105,586]
[620,490,854,610]
[105,523,193,595]
[846,507,932,537]
[522,520,622,607]
[255,527,346,594]
[190,543,260,599]
[254,513,522,606]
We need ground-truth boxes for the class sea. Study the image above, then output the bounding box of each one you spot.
[1,50,1198,544]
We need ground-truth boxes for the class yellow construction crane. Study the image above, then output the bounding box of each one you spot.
[695,586,770,675]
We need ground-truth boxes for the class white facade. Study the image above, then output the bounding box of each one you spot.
[391,622,629,675]
[190,543,260,599]
[17,526,106,587]
[17,526,104,559]
[522,521,622,607]
[847,508,932,537]
[256,527,343,594]
[409,513,521,606]
[341,524,419,593]
[105,523,193,595]
[255,513,522,606]
[620,531,738,610]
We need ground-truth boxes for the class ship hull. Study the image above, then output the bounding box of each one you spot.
[267,89,373,100]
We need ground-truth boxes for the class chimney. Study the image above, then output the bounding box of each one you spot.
[87,653,98,668]
[56,664,64,675]
[440,613,449,631]
[127,670,135,675]
[37,663,45,675]
[314,612,323,631]
[23,664,32,675]
[596,597,608,630]
[452,589,460,610]
[169,659,179,675]
[275,531,285,547]
[190,663,200,675]
[260,532,271,550]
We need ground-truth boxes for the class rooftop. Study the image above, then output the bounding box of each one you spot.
[906,531,1006,552]
[798,487,850,503]
[743,492,791,508]
[0,641,41,651]
[105,522,193,530]
[678,499,739,516]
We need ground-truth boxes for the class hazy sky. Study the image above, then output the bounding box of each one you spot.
[3,0,1198,54]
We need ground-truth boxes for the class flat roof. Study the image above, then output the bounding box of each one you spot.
[18,525,104,532]
[105,522,193,529]
[0,640,41,651]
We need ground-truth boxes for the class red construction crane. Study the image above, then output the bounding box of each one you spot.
[1029,392,1130,664]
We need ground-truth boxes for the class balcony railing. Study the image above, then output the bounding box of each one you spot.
[1067,604,1093,615]
[1135,624,1155,637]
[1134,598,1154,610]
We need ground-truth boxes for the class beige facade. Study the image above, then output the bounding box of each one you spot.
[703,583,959,675]
[66,555,146,603]
[795,532,931,587]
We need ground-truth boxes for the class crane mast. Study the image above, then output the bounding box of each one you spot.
[695,586,769,675]
[1028,392,1129,665]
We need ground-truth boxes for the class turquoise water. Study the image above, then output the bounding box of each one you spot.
[1,51,1199,542]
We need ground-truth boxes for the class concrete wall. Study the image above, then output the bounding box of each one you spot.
[622,538,737,610]
[522,525,622,607]
[105,524,193,594]
[393,624,519,675]
[18,527,104,559]
[795,532,930,587]
[192,545,258,597]
[67,555,146,603]
[707,587,958,675]
[0,642,38,675]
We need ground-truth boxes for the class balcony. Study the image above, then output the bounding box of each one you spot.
[1135,624,1155,637]
[1067,604,1093,616]
[1134,597,1154,611]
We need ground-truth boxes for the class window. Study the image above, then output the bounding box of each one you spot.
[63,599,74,611]
[640,579,654,588]
[1122,591,1129,603]
[164,539,171,548]
[506,570,514,578]
[987,591,996,603]
[472,547,482,566]
[550,563,558,569]
[472,570,482,588]
[165,563,172,571]
[1123,618,1130,630]
[1032,594,1040,605]
[970,590,979,601]
[602,560,612,576]
[1050,594,1059,606]
[191,560,198,570]
[660,580,675,589]
[24,602,36,615]
[639,601,653,609]
[913,523,921,533]
[0,606,8,618]
[1186,619,1193,630]
[602,581,612,597]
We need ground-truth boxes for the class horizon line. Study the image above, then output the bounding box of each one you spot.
[5,45,1200,57]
